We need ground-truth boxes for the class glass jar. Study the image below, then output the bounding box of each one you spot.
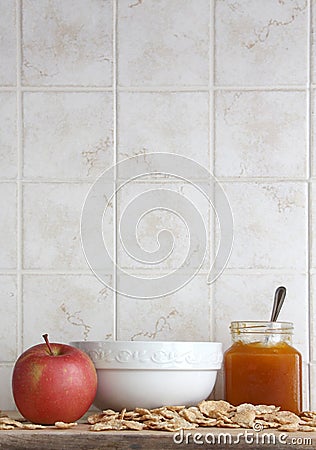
[224,321,302,414]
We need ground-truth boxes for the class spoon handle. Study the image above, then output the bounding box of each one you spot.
[273,288,286,322]
[270,286,287,322]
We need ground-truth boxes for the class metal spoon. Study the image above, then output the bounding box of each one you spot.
[270,286,286,322]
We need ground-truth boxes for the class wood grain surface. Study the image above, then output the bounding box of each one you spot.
[0,422,315,450]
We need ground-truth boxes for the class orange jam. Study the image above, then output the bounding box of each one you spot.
[224,340,302,414]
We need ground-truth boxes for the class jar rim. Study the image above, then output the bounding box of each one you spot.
[230,321,294,334]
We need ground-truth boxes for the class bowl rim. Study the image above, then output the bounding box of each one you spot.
[71,341,223,370]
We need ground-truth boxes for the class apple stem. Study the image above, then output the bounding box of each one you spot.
[42,333,54,356]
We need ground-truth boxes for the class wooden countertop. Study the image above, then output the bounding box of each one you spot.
[0,413,315,449]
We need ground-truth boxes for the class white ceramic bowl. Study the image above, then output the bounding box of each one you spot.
[72,341,222,411]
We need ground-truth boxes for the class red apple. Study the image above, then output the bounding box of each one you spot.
[12,334,97,424]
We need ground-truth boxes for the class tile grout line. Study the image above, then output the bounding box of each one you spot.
[210,177,310,183]
[2,270,108,275]
[113,0,118,341]
[0,268,309,275]
[16,0,23,356]
[118,85,309,92]
[43,85,313,90]
[20,86,113,92]
[307,0,313,411]
[213,85,308,91]
[0,177,313,183]
[0,85,311,92]
[209,0,215,343]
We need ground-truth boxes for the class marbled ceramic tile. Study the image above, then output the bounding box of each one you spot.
[118,0,209,86]
[215,0,307,86]
[0,183,16,269]
[215,91,306,178]
[23,274,114,349]
[312,1,316,84]
[309,274,316,361]
[311,363,316,410]
[310,182,316,269]
[117,274,211,341]
[0,0,314,410]
[116,180,211,272]
[0,93,17,179]
[0,0,16,85]
[213,367,224,401]
[118,92,209,168]
[214,273,309,360]
[302,361,310,411]
[218,182,307,270]
[22,0,113,86]
[0,366,15,410]
[0,276,17,362]
[311,90,316,176]
[23,183,113,270]
[23,92,113,179]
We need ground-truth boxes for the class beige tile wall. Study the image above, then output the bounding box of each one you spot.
[0,0,313,411]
